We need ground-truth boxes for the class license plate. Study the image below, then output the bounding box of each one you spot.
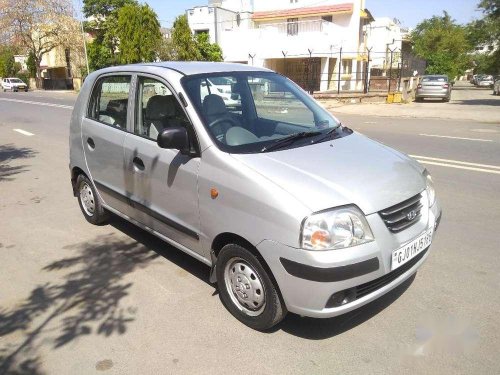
[391,228,433,271]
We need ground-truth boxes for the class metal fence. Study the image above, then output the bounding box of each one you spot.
[259,49,426,94]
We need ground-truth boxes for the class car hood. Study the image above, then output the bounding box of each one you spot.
[231,132,426,214]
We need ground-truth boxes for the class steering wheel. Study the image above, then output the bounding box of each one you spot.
[208,117,240,142]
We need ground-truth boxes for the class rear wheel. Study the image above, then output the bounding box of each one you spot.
[216,244,286,330]
[76,174,109,225]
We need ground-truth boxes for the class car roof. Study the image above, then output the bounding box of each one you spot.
[105,61,271,76]
[422,75,448,78]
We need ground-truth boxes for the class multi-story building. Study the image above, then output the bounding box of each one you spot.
[187,0,373,92]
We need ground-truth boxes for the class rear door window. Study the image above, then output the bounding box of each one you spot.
[88,75,131,129]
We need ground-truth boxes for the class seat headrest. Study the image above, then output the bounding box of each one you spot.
[203,94,227,117]
[146,95,176,120]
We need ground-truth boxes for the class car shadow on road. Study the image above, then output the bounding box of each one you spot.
[449,98,500,106]
[275,274,416,340]
[0,224,161,374]
[0,144,37,182]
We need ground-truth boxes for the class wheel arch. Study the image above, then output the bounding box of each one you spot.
[71,166,88,196]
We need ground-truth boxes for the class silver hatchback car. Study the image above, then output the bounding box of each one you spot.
[69,62,441,330]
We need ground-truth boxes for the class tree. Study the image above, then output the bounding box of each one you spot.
[168,15,224,62]
[171,15,201,61]
[411,12,471,79]
[116,4,162,64]
[26,51,37,77]
[466,0,500,74]
[196,33,223,62]
[0,47,16,77]
[0,0,74,87]
[83,0,137,69]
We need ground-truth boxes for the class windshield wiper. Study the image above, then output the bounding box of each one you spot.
[261,131,322,152]
[310,126,341,144]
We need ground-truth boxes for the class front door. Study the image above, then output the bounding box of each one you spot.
[82,74,132,216]
[123,75,201,254]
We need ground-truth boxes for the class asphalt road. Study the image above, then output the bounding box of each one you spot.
[0,86,499,375]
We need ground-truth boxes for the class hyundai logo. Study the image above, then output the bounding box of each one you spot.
[406,210,417,221]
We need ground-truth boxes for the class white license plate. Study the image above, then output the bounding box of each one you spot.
[391,228,433,271]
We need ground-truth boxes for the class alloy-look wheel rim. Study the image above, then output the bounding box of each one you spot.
[79,182,96,216]
[224,257,266,316]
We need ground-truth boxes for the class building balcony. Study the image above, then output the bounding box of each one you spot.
[256,19,339,37]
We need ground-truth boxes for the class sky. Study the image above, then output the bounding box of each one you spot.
[74,0,484,29]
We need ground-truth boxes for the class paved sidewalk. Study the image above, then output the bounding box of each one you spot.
[321,82,500,124]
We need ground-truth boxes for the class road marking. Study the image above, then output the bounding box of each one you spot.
[419,133,493,142]
[410,155,500,170]
[364,121,377,124]
[416,160,500,175]
[0,98,73,110]
[13,128,34,136]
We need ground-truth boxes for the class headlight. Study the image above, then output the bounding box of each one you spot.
[424,170,436,207]
[301,206,374,250]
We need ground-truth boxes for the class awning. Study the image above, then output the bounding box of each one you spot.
[252,3,353,21]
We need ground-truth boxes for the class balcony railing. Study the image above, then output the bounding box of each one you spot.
[257,20,335,36]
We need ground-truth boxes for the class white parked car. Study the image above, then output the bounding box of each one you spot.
[2,77,28,92]
[200,77,240,107]
[477,75,494,87]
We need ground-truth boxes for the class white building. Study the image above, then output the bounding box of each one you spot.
[187,0,373,92]
[363,17,406,72]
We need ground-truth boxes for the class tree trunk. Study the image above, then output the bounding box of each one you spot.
[35,59,42,89]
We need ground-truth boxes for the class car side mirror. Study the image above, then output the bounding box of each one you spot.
[157,127,189,154]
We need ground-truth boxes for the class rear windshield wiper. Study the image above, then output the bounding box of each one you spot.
[261,131,322,152]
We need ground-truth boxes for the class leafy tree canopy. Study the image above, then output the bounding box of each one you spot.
[116,4,162,64]
[411,12,471,78]
[171,15,201,61]
[168,15,223,62]
[196,33,223,62]
[83,0,136,18]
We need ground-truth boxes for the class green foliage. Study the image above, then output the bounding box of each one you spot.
[83,0,136,18]
[411,12,471,79]
[0,47,16,77]
[88,40,114,71]
[171,15,201,61]
[116,4,162,64]
[196,33,223,62]
[465,1,500,74]
[26,52,37,77]
[168,15,224,62]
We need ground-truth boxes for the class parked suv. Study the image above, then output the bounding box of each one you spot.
[69,62,442,330]
[415,75,451,102]
[2,77,28,92]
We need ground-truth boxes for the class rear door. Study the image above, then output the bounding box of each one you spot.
[123,75,202,254]
[82,74,133,216]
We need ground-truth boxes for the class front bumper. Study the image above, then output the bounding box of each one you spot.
[257,199,441,318]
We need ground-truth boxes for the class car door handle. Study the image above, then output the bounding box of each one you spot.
[87,137,95,150]
[132,156,145,171]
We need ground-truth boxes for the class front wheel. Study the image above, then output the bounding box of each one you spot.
[76,174,109,225]
[216,244,286,330]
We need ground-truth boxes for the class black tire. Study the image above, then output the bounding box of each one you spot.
[76,174,109,225]
[216,244,286,330]
[415,97,423,102]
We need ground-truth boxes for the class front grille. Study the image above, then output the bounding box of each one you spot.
[379,193,423,233]
[355,247,428,299]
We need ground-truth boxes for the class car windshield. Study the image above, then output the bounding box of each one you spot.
[181,72,342,153]
[10,78,23,83]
